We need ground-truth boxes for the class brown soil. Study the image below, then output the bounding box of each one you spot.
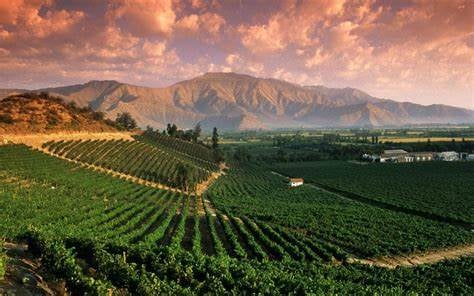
[348,244,474,268]
[0,132,134,149]
[195,170,224,196]
[0,242,65,296]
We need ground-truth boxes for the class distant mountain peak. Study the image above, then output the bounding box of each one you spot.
[1,72,472,130]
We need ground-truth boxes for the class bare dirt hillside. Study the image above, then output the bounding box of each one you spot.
[0,93,118,134]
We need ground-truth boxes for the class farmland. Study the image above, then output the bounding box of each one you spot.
[270,161,474,225]
[42,138,219,189]
[1,136,473,294]
[207,165,473,257]
[1,145,360,262]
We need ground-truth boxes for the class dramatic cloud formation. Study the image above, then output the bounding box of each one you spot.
[0,0,472,108]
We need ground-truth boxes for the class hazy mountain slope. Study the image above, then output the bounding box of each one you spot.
[0,88,28,99]
[1,72,472,129]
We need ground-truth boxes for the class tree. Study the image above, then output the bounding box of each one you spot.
[175,163,195,192]
[193,123,202,143]
[167,123,178,137]
[115,112,137,130]
[144,125,154,136]
[212,127,219,149]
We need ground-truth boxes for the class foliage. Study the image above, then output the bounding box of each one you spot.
[207,164,473,257]
[42,139,217,189]
[0,114,14,124]
[115,112,137,130]
[137,131,216,163]
[212,127,219,149]
[18,231,474,295]
[270,161,474,224]
[233,146,252,162]
[144,122,202,143]
[1,144,473,294]
[0,240,5,280]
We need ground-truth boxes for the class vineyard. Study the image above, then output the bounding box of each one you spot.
[270,161,474,225]
[41,138,219,189]
[1,144,473,294]
[206,165,473,258]
[0,145,350,263]
[135,133,216,163]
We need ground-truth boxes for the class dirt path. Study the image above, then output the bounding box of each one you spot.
[196,171,224,196]
[348,244,474,269]
[0,242,62,295]
[0,131,135,148]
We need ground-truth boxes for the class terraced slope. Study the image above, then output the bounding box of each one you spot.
[135,133,216,163]
[42,139,219,189]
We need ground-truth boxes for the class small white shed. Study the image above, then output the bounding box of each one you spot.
[289,178,304,187]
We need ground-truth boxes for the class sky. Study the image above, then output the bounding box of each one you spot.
[0,0,473,109]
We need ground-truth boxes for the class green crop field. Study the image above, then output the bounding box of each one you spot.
[270,161,474,225]
[0,140,473,294]
[42,138,219,188]
[207,165,473,257]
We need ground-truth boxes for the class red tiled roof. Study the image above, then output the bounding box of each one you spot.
[289,178,304,182]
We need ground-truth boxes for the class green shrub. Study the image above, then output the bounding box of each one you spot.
[0,240,6,280]
[0,114,14,124]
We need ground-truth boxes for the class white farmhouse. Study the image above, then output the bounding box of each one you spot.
[437,151,459,161]
[289,178,304,187]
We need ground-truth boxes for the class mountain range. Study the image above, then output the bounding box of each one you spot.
[1,72,473,130]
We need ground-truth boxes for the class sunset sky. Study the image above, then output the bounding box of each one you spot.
[0,0,472,108]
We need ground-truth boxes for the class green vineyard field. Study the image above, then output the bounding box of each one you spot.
[42,139,219,188]
[270,161,474,224]
[207,164,473,257]
[1,145,473,294]
[0,145,344,262]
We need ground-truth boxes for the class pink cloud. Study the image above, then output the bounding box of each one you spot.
[0,0,84,38]
[108,0,176,37]
[0,0,472,108]
[176,12,225,35]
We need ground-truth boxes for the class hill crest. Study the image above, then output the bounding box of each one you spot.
[0,93,118,134]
